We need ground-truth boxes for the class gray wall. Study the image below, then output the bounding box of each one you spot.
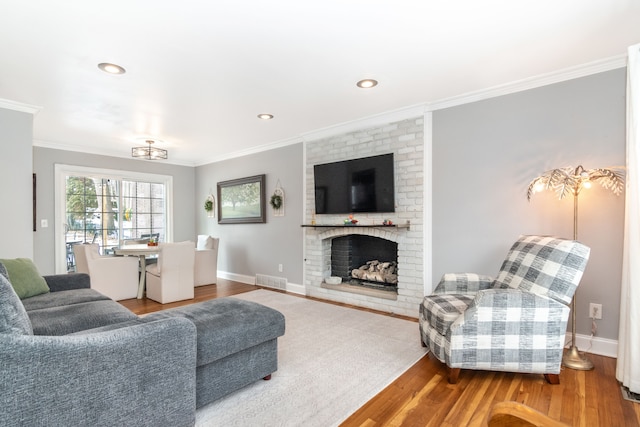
[32,147,196,275]
[5,68,626,341]
[0,107,33,259]
[195,143,304,285]
[432,69,626,339]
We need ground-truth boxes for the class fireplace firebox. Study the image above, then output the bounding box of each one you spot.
[330,235,398,291]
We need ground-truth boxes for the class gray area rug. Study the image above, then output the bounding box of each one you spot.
[195,289,427,426]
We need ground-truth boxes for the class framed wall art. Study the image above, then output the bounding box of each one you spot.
[217,174,266,224]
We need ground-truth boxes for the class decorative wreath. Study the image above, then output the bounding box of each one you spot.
[270,193,283,209]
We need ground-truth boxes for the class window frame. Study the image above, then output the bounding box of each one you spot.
[54,164,173,274]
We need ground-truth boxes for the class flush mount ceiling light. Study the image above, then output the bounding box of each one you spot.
[98,62,126,75]
[257,113,274,120]
[131,139,168,160]
[356,79,378,88]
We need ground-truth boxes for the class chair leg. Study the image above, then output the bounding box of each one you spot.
[544,373,560,384]
[448,367,461,384]
[263,374,272,381]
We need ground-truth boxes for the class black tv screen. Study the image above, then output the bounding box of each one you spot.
[314,153,395,214]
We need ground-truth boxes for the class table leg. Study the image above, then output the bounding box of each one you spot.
[137,255,147,299]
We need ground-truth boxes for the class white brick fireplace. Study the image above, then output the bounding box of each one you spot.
[303,116,425,318]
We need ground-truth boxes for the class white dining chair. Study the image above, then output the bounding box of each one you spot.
[195,235,219,286]
[145,241,195,304]
[73,244,139,301]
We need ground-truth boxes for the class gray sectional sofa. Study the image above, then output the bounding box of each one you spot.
[1,265,285,427]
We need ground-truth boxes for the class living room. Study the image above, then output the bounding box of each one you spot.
[1,2,640,426]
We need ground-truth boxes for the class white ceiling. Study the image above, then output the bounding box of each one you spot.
[1,1,639,166]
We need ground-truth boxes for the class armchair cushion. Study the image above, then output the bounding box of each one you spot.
[493,235,590,304]
[433,273,495,295]
[0,273,33,335]
[0,258,49,299]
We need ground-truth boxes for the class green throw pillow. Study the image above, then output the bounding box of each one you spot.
[0,258,50,299]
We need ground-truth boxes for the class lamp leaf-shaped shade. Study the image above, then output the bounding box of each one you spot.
[527,165,625,201]
[526,164,624,371]
[588,168,626,194]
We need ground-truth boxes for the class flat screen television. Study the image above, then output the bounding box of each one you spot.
[314,153,395,214]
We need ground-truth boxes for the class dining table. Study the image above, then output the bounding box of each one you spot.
[114,244,161,299]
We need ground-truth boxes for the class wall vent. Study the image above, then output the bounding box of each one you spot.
[255,274,287,291]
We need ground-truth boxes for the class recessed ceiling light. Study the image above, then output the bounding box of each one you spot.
[257,113,274,120]
[356,79,378,88]
[98,62,126,75]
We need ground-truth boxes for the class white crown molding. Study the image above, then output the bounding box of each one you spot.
[251,54,627,151]
[33,139,197,167]
[193,135,303,167]
[301,103,428,143]
[428,54,627,111]
[0,98,41,114]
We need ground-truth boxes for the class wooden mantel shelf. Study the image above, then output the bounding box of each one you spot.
[301,222,410,230]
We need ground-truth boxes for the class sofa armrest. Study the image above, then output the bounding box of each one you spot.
[43,273,91,292]
[0,318,197,427]
[432,273,495,294]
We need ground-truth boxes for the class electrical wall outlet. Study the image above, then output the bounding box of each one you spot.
[278,264,283,273]
[589,303,602,319]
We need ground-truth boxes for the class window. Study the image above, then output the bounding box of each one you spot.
[55,165,173,273]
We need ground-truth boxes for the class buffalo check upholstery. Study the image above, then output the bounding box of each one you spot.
[419,235,590,378]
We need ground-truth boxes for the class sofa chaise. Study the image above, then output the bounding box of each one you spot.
[0,259,285,427]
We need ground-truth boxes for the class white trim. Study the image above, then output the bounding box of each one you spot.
[301,104,428,143]
[285,282,305,295]
[428,54,627,112]
[34,139,196,167]
[570,332,618,359]
[423,112,433,296]
[217,270,305,295]
[53,164,174,274]
[198,54,626,164]
[193,135,303,167]
[217,270,256,285]
[0,98,41,114]
[302,140,309,296]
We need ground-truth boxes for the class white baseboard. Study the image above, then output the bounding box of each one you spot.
[284,282,305,295]
[218,271,305,295]
[218,271,255,285]
[569,333,618,359]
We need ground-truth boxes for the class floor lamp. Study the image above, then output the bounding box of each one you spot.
[527,165,624,370]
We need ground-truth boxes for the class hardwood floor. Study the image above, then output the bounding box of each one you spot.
[119,280,640,426]
[118,278,257,315]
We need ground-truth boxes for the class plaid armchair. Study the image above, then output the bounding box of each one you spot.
[419,235,590,384]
